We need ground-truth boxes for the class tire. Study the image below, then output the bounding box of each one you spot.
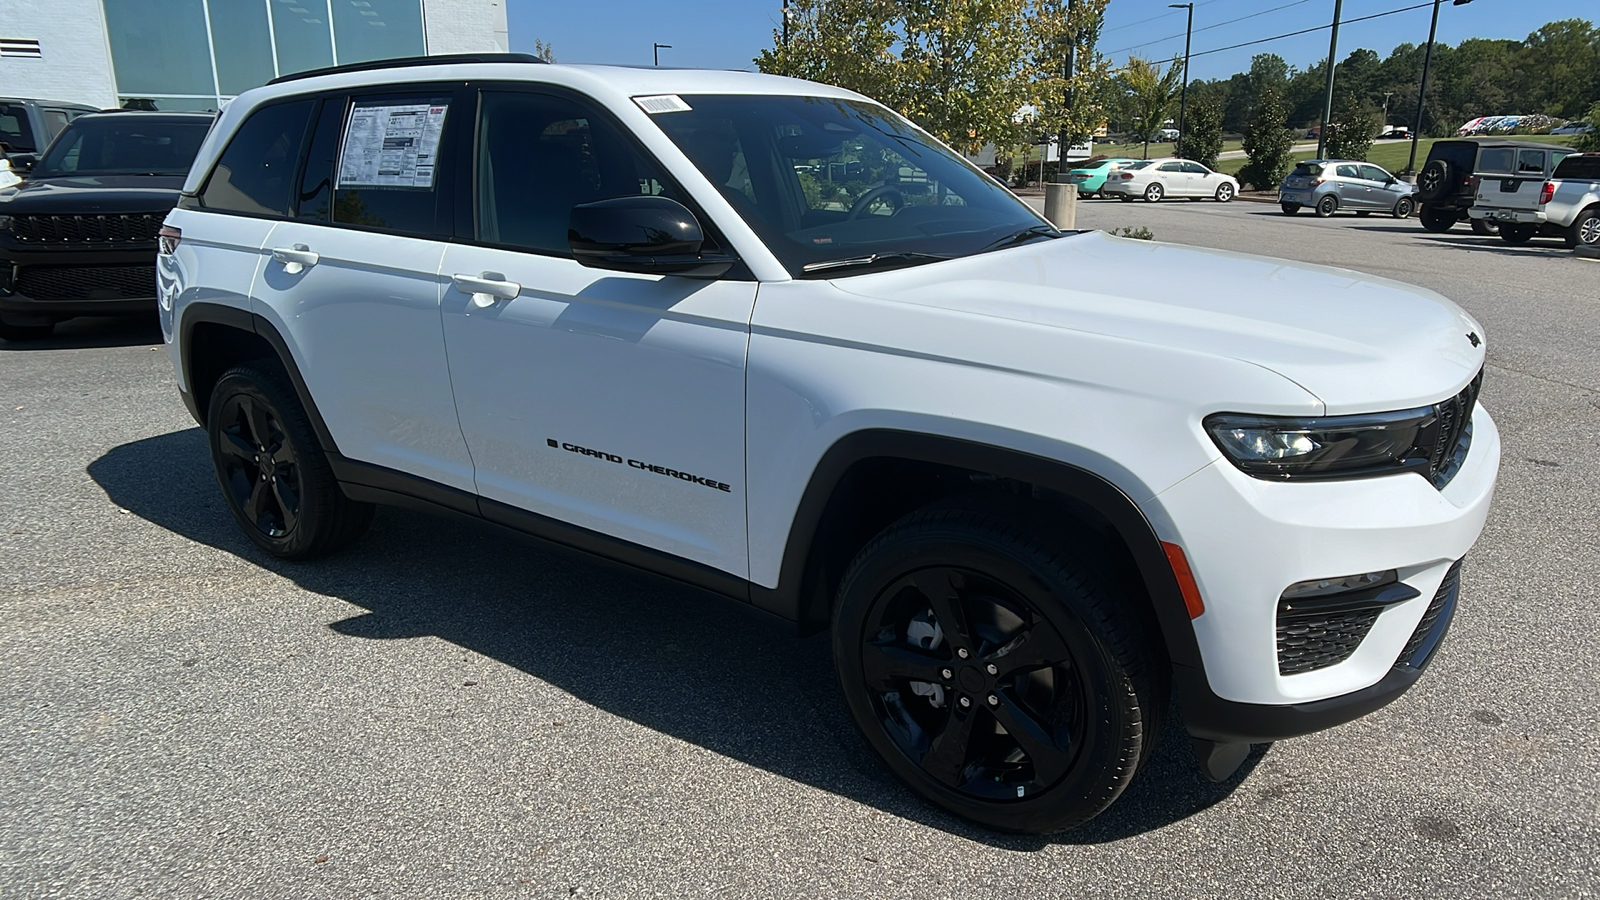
[1280,203,1301,215]
[1499,224,1536,245]
[1418,205,1455,232]
[1469,218,1498,236]
[1392,196,1415,219]
[206,363,374,559]
[832,504,1167,834]
[1117,194,1133,202]
[1315,194,1338,218]
[1144,182,1164,202]
[0,321,54,342]
[1355,210,1371,217]
[1416,159,1454,202]
[1214,183,1235,203]
[1565,208,1600,249]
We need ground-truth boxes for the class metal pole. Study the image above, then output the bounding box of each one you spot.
[1172,3,1193,156]
[653,43,672,66]
[782,0,789,48]
[1057,0,1079,175]
[1406,0,1443,175]
[1316,0,1342,160]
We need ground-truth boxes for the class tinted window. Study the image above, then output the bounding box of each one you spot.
[33,116,211,177]
[43,110,71,140]
[1291,163,1323,177]
[475,91,682,253]
[1477,148,1515,173]
[1078,159,1110,170]
[1158,162,1182,171]
[1553,155,1600,181]
[655,95,1049,277]
[321,94,452,236]
[102,0,215,96]
[1516,150,1545,173]
[1181,162,1208,174]
[296,99,342,222]
[200,100,314,216]
[0,104,36,153]
[1359,165,1388,182]
[1335,164,1359,178]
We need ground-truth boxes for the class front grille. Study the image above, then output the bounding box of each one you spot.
[1276,606,1383,675]
[1425,370,1483,489]
[1396,560,1462,669]
[13,265,157,301]
[10,213,165,245]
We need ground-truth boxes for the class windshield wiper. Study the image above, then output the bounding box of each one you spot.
[978,224,1062,252]
[801,251,953,274]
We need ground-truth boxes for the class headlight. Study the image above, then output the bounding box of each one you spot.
[1204,407,1436,480]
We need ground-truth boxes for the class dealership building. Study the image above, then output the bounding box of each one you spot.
[0,0,509,111]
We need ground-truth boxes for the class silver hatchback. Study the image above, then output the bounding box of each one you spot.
[1279,160,1417,218]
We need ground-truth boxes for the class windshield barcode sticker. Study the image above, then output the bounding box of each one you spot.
[634,95,693,115]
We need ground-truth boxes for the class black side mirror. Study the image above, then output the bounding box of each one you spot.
[7,153,38,174]
[568,196,734,278]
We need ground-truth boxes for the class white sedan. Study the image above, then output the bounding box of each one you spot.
[1102,157,1239,203]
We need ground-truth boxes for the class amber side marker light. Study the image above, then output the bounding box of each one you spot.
[1161,541,1206,619]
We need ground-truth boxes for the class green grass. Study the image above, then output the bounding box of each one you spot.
[1217,133,1585,184]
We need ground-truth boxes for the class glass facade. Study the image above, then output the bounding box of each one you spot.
[101,0,427,110]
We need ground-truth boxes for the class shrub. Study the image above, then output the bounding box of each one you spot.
[1239,84,1294,190]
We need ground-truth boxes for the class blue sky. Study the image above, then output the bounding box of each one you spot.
[511,0,1588,82]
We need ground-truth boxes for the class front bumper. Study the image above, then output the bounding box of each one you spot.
[1152,402,1499,742]
[0,245,159,319]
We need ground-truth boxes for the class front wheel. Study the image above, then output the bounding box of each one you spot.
[833,504,1167,833]
[207,364,374,559]
[1392,197,1415,219]
[1214,183,1235,203]
[1499,223,1536,245]
[1280,203,1301,215]
[1315,195,1338,218]
[1144,182,1164,202]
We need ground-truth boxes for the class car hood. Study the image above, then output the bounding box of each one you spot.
[0,174,186,214]
[827,230,1485,413]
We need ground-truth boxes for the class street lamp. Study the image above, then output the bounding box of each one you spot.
[1316,0,1343,161]
[1170,3,1193,157]
[1405,0,1474,176]
[653,42,673,67]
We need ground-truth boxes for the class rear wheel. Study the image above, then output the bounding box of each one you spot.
[833,504,1166,834]
[1418,205,1455,232]
[207,364,374,559]
[1280,203,1301,215]
[1355,210,1372,217]
[1392,197,1415,219]
[1315,194,1338,218]
[1469,218,1498,236]
[1144,182,1164,202]
[1565,209,1600,249]
[1117,194,1133,202]
[1499,224,1536,245]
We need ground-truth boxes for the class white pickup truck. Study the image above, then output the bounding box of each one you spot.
[1470,150,1600,248]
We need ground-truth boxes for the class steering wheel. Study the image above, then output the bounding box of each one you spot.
[847,185,904,220]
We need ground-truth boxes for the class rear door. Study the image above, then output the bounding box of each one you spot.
[1156,160,1188,195]
[1333,164,1369,208]
[1474,147,1546,214]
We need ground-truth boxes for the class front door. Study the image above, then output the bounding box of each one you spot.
[439,86,754,578]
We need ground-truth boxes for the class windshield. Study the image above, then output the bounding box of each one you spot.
[653,95,1053,277]
[34,116,211,177]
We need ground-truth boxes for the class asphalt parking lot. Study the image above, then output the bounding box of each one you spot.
[3,201,1597,898]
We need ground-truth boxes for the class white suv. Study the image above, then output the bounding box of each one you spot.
[159,55,1498,833]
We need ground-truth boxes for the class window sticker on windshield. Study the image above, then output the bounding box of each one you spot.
[336,101,448,189]
[634,95,693,115]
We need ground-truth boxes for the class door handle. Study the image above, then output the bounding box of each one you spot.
[452,272,521,308]
[270,244,319,274]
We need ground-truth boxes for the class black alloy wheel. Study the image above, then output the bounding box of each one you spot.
[1416,159,1453,201]
[833,504,1165,833]
[1315,194,1338,218]
[1393,196,1415,219]
[207,364,373,558]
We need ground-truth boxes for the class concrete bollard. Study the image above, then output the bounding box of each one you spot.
[1044,181,1079,230]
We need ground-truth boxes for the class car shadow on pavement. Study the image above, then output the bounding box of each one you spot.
[0,315,162,351]
[88,428,1260,847]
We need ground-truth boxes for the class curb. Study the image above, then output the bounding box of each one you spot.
[1576,244,1600,261]
[1236,192,1279,204]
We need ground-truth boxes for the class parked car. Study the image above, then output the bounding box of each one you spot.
[1060,156,1139,197]
[1156,127,1180,142]
[0,110,213,341]
[162,54,1495,834]
[0,97,98,155]
[1278,160,1417,218]
[1376,129,1412,140]
[1102,157,1238,202]
[1469,151,1600,247]
[1549,122,1593,135]
[1414,138,1572,234]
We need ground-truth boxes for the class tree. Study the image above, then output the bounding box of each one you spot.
[1180,94,1223,169]
[1323,94,1378,161]
[756,0,1112,155]
[1121,55,1183,157]
[531,38,556,63]
[1576,101,1600,152]
[1239,83,1293,191]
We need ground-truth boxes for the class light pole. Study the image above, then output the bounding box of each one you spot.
[653,42,672,67]
[1405,0,1473,175]
[1316,0,1343,161]
[1056,0,1079,181]
[1170,3,1193,157]
[782,0,789,47]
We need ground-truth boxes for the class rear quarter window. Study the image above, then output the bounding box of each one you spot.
[1553,155,1600,181]
[199,99,315,217]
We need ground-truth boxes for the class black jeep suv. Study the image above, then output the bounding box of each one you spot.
[1414,138,1571,235]
[0,110,212,341]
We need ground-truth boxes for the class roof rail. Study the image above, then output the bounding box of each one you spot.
[267,53,547,86]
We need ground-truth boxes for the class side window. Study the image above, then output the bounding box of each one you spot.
[323,93,452,236]
[296,98,342,222]
[474,90,680,254]
[1158,162,1181,172]
[1476,148,1514,173]
[1182,162,1208,174]
[1359,165,1388,182]
[199,99,314,216]
[0,104,35,153]
[1335,164,1359,179]
[43,110,71,141]
[1516,150,1544,174]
